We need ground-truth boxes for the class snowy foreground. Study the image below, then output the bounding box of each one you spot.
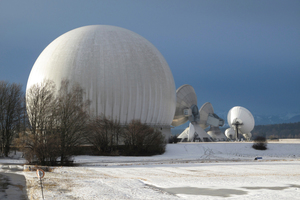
[2,142,300,199]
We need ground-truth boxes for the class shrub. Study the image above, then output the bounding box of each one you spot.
[86,116,122,154]
[168,135,178,143]
[121,120,166,156]
[86,119,166,156]
[252,136,267,150]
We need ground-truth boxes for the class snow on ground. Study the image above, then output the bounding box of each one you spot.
[73,142,300,165]
[1,142,300,199]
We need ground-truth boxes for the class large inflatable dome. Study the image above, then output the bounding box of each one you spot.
[27,25,176,127]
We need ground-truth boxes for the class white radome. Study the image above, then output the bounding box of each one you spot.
[27,25,176,128]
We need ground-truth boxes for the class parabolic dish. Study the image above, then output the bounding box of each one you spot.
[225,127,236,140]
[199,102,214,129]
[171,84,197,127]
[227,106,255,134]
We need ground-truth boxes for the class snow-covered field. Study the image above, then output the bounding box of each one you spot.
[1,142,300,199]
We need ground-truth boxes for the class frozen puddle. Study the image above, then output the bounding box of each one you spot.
[152,184,300,198]
[156,186,247,197]
[242,184,300,191]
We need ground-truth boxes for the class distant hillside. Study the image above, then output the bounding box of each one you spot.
[253,114,300,125]
[171,121,300,139]
[215,112,300,126]
[252,121,300,139]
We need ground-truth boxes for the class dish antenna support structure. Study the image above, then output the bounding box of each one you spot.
[198,102,226,141]
[172,85,208,142]
[172,85,225,142]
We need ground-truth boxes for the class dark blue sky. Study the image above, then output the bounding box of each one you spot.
[0,0,299,116]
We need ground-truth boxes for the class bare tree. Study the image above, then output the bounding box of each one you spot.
[26,80,56,136]
[23,79,90,165]
[25,80,58,164]
[55,80,90,164]
[0,81,24,156]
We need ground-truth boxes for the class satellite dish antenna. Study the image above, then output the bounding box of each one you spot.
[172,85,212,142]
[199,102,226,141]
[199,102,214,129]
[243,133,252,141]
[227,106,255,141]
[225,127,236,140]
[171,84,199,127]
